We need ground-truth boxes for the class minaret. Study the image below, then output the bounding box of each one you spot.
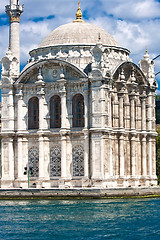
[5,0,23,73]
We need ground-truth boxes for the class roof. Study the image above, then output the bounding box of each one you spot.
[39,22,120,48]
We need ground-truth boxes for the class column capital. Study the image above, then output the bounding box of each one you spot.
[118,91,125,98]
[59,129,70,137]
[129,94,136,100]
[140,95,147,101]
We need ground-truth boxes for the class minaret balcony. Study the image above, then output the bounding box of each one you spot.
[5,4,23,17]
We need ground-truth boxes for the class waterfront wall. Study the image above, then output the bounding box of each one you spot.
[0,187,160,199]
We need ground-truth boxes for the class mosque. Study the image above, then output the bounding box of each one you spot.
[0,0,158,188]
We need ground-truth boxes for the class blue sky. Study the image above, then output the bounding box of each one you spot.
[0,0,160,93]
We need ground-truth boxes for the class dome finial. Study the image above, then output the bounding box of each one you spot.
[73,1,85,23]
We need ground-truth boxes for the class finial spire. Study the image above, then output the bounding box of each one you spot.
[73,2,85,23]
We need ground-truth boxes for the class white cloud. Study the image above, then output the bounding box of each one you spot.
[100,0,160,20]
[0,0,8,14]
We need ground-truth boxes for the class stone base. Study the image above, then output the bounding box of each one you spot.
[0,176,158,189]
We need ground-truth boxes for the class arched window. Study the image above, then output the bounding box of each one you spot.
[72,145,84,177]
[28,148,39,178]
[50,147,61,177]
[50,95,61,128]
[72,94,84,127]
[28,97,39,129]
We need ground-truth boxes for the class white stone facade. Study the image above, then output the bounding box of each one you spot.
[0,1,158,188]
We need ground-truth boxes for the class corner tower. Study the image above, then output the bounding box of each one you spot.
[5,0,23,72]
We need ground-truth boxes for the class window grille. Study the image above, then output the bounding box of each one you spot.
[28,97,39,129]
[28,148,39,177]
[50,147,61,177]
[50,95,61,128]
[73,145,84,176]
[72,94,84,127]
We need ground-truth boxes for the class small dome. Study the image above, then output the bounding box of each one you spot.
[39,22,120,48]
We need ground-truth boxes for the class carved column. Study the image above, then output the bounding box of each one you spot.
[108,92,112,128]
[141,134,147,176]
[152,138,156,177]
[84,91,89,129]
[36,67,45,131]
[152,91,156,131]
[8,88,14,131]
[60,132,67,179]
[39,136,44,179]
[58,78,67,129]
[100,84,105,128]
[17,137,23,179]
[130,134,136,176]
[108,134,113,176]
[83,130,89,178]
[119,134,124,177]
[16,87,24,131]
[141,96,146,131]
[147,136,152,176]
[38,92,45,131]
[59,77,68,179]
[147,91,152,131]
[130,96,135,130]
[1,138,14,185]
[118,94,124,129]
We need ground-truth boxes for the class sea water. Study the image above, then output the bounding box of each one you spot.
[0,198,160,240]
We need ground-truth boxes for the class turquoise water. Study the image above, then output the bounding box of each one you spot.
[0,198,160,240]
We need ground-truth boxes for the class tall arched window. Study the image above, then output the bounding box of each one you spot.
[50,95,61,128]
[73,145,84,177]
[72,94,84,127]
[28,97,39,129]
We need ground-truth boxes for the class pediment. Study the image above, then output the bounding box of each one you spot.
[16,59,87,85]
[113,62,148,86]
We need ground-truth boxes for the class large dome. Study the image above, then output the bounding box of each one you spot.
[39,22,120,48]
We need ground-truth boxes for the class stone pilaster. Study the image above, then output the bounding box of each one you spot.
[8,88,14,131]
[119,134,124,177]
[141,134,147,176]
[118,95,124,129]
[108,92,112,128]
[17,137,23,179]
[83,130,89,179]
[60,131,67,179]
[147,136,152,176]
[35,67,46,131]
[100,84,106,128]
[130,134,136,176]
[16,87,24,132]
[39,136,44,179]
[152,138,157,177]
[1,138,14,187]
[147,92,152,131]
[108,134,113,176]
[141,96,146,131]
[84,91,89,129]
[58,77,67,129]
[130,96,135,130]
